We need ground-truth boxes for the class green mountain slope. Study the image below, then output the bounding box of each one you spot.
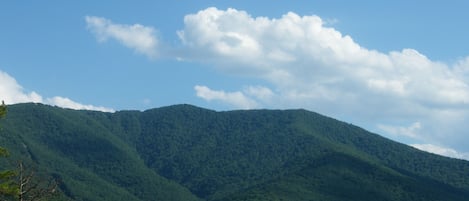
[222,152,469,201]
[1,103,469,200]
[0,104,199,201]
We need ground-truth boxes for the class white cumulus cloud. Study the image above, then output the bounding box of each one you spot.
[85,16,159,58]
[0,71,43,104]
[0,70,113,112]
[178,7,469,108]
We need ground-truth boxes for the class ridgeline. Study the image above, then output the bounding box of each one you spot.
[1,103,468,200]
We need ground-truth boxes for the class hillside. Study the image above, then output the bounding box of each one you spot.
[1,103,469,200]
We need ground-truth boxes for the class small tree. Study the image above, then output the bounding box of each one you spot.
[0,101,6,117]
[16,162,58,201]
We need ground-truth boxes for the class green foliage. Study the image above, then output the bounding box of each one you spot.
[0,147,8,157]
[1,103,469,201]
[0,169,18,198]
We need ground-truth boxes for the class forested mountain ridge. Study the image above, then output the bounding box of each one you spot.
[1,103,469,200]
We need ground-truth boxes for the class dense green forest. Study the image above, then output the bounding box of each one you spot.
[1,103,469,200]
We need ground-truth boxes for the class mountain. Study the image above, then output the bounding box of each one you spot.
[1,103,469,200]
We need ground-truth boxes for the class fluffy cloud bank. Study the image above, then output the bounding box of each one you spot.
[0,71,114,112]
[177,8,469,109]
[86,8,469,158]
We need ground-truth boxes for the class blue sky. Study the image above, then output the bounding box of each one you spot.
[1,1,469,160]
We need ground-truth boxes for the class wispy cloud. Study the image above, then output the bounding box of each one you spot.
[243,86,274,101]
[46,96,114,112]
[194,85,257,109]
[0,70,113,112]
[411,144,469,161]
[377,122,422,140]
[85,16,159,58]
